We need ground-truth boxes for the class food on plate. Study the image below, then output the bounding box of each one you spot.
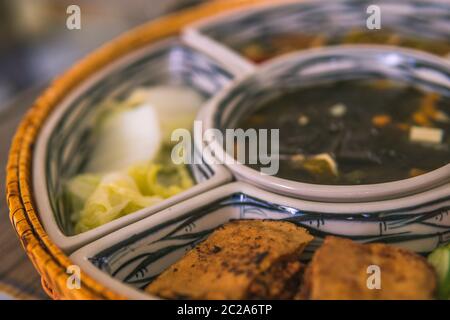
[238,79,450,185]
[298,236,437,300]
[145,221,440,300]
[66,85,203,234]
[85,86,203,173]
[146,220,313,299]
[238,30,450,63]
[68,151,193,234]
[428,243,450,300]
[246,257,304,300]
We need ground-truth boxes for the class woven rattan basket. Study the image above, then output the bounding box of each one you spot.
[6,0,267,300]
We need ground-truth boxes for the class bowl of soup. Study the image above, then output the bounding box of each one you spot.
[198,45,450,202]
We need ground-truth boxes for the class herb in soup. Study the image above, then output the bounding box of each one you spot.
[237,79,450,185]
[239,30,450,63]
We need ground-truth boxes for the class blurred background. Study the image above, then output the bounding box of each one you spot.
[0,0,203,300]
[0,0,204,107]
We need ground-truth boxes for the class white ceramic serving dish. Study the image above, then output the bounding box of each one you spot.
[29,0,450,299]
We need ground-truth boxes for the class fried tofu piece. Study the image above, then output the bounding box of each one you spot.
[298,236,437,300]
[146,220,313,299]
[246,259,305,299]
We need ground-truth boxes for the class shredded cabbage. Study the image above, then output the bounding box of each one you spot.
[66,86,201,234]
[69,160,193,234]
[65,174,101,213]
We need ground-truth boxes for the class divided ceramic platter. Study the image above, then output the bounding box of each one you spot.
[31,0,450,298]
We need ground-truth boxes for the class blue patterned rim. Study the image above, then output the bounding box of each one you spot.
[199,0,450,58]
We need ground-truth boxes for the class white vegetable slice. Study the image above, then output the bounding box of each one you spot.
[127,85,204,143]
[312,153,339,176]
[297,114,309,126]
[409,126,443,144]
[85,104,161,173]
[329,103,347,117]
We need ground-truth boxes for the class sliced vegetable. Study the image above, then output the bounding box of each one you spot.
[126,85,203,144]
[70,159,193,234]
[408,168,426,178]
[65,174,101,213]
[409,126,443,144]
[428,244,450,300]
[85,104,161,173]
[297,114,309,126]
[127,159,194,199]
[290,153,338,182]
[329,103,347,117]
[68,85,203,234]
[372,114,391,127]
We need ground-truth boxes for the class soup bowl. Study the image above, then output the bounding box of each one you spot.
[198,45,450,203]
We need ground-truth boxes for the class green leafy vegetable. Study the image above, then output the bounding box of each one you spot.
[428,243,450,300]
[69,160,193,234]
[66,85,202,234]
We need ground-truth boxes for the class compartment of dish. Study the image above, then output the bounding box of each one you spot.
[184,0,450,65]
[70,181,450,299]
[199,45,450,202]
[33,38,234,252]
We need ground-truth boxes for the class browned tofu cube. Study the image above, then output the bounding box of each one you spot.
[146,220,313,299]
[299,236,437,300]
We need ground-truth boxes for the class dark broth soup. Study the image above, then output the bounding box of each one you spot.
[237,79,450,185]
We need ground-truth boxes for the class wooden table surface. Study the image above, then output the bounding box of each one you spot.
[0,85,49,299]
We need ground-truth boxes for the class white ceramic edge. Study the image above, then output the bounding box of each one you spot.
[182,0,302,43]
[198,44,450,202]
[33,37,234,254]
[184,0,299,32]
[70,179,450,299]
[182,29,255,78]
